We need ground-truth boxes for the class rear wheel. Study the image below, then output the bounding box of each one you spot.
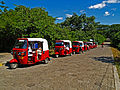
[9,63,18,69]
[44,58,49,64]
[55,54,59,58]
[82,51,84,53]
[73,52,75,54]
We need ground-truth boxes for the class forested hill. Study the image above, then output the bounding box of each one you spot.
[0,5,120,52]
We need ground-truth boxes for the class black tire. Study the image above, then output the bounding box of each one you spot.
[70,53,72,56]
[9,63,18,69]
[44,58,49,64]
[82,51,84,53]
[73,52,75,54]
[55,54,59,58]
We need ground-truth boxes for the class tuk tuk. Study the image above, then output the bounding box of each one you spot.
[87,42,94,49]
[8,38,50,69]
[93,42,98,48]
[54,40,72,58]
[84,42,89,51]
[72,41,84,54]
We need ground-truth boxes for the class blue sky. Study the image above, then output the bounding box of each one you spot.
[2,0,120,25]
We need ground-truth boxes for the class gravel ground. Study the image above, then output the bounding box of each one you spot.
[0,43,115,90]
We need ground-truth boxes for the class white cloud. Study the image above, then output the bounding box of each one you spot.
[104,11,110,16]
[80,10,86,13]
[56,17,63,20]
[103,0,120,3]
[89,3,106,9]
[66,14,72,18]
[89,0,120,9]
[112,14,115,16]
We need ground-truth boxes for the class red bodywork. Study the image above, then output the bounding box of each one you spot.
[93,42,98,48]
[54,40,72,56]
[89,44,93,49]
[9,38,50,65]
[84,42,88,51]
[72,41,84,53]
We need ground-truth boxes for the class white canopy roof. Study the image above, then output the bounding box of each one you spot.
[61,40,72,48]
[78,41,84,47]
[27,38,49,51]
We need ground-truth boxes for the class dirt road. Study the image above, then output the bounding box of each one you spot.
[0,43,115,90]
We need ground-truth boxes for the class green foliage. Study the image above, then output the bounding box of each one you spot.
[0,5,56,51]
[97,24,120,49]
[0,5,106,52]
[111,31,120,49]
[94,34,106,44]
[61,13,105,43]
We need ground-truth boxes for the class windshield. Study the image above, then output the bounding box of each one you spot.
[55,42,64,46]
[14,40,27,49]
[79,43,82,46]
[72,42,79,45]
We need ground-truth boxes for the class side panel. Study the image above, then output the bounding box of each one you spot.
[69,48,72,54]
[38,50,50,61]
[82,47,84,51]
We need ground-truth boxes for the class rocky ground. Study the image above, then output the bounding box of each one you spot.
[0,43,116,90]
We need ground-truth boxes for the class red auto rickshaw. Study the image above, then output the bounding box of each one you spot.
[72,41,84,54]
[84,42,89,51]
[93,42,98,48]
[54,40,72,58]
[8,38,50,69]
[87,42,94,49]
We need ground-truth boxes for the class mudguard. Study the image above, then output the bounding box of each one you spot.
[9,59,18,63]
[55,52,59,55]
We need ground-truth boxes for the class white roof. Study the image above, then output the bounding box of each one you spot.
[78,41,84,47]
[27,38,49,51]
[58,40,72,48]
[78,41,84,43]
[87,42,93,43]
[87,42,93,45]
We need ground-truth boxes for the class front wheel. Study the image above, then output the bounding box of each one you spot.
[70,53,72,56]
[9,63,18,69]
[55,54,59,58]
[82,51,84,53]
[73,52,75,54]
[44,58,49,64]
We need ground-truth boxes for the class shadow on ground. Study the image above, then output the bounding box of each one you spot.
[5,61,49,70]
[92,56,114,64]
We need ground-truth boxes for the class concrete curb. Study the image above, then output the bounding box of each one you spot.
[113,65,120,90]
[112,55,120,90]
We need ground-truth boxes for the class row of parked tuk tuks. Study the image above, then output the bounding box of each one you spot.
[8,38,98,69]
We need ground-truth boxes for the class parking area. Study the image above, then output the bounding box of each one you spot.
[0,43,116,90]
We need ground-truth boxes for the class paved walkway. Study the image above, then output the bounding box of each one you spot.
[0,42,119,90]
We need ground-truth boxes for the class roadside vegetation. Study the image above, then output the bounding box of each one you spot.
[111,47,120,77]
[0,2,106,52]
[0,1,120,52]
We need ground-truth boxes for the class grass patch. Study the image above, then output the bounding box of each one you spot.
[111,47,120,78]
